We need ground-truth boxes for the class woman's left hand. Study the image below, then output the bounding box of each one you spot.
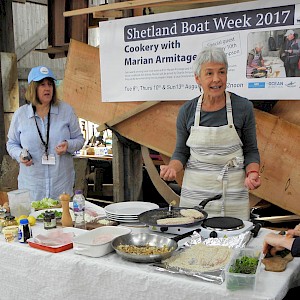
[244,172,261,190]
[55,141,68,155]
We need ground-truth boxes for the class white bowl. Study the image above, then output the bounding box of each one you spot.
[73,226,131,257]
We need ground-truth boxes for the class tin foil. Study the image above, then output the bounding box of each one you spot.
[154,230,252,284]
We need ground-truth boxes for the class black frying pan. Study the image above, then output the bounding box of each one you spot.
[138,194,222,227]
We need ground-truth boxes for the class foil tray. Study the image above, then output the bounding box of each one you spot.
[153,231,252,284]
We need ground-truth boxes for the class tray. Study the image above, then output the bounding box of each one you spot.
[27,239,73,253]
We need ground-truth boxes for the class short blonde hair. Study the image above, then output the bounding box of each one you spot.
[25,79,58,106]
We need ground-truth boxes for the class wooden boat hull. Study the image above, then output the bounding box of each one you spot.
[63,39,300,215]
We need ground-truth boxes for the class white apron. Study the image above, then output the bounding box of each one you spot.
[180,91,249,220]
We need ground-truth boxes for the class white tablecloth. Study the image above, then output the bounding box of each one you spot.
[1,205,300,300]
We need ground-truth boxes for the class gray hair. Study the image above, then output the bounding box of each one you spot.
[193,47,228,76]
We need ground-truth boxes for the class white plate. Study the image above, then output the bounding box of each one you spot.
[105,213,139,220]
[106,216,142,223]
[30,208,63,221]
[105,201,159,216]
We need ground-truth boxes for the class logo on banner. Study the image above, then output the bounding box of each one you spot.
[285,81,296,88]
[267,82,284,88]
[248,82,265,89]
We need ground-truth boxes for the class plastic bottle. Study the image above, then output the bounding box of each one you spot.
[73,190,86,229]
[18,218,32,243]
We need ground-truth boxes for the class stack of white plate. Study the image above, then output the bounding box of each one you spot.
[104,201,159,223]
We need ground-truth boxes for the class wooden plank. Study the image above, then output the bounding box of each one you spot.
[48,0,66,47]
[0,0,15,53]
[24,0,48,5]
[66,0,88,44]
[97,101,160,132]
[93,10,123,19]
[15,24,48,61]
[0,53,19,113]
[63,39,141,124]
[113,100,183,156]
[63,0,226,17]
[271,100,300,126]
[141,146,180,205]
[112,133,124,202]
[251,109,300,216]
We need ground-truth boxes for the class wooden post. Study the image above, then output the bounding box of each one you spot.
[112,133,143,202]
[0,0,15,165]
[112,133,124,202]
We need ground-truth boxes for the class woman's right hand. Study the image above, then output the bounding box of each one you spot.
[20,156,33,166]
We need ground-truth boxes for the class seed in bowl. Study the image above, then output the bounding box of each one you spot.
[116,244,170,255]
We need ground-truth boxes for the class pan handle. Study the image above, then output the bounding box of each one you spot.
[251,222,262,238]
[198,194,222,209]
[172,228,201,243]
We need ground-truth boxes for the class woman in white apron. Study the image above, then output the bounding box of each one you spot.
[160,47,261,221]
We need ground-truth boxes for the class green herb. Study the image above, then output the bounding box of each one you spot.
[229,255,259,274]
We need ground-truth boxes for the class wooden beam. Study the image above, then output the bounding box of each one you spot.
[27,0,48,4]
[63,0,225,17]
[97,101,160,132]
[16,24,48,61]
[141,145,180,205]
[0,0,15,53]
[13,0,47,4]
[93,10,123,19]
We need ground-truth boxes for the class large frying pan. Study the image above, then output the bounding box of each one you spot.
[111,229,200,263]
[138,194,222,227]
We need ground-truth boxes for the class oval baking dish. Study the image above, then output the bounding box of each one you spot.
[73,226,131,257]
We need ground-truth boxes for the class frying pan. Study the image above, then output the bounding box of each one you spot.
[252,68,268,78]
[111,229,200,263]
[138,194,222,227]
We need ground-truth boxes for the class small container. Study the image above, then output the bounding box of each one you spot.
[44,210,56,229]
[18,218,32,243]
[225,248,262,291]
[0,207,6,218]
[3,215,18,227]
[3,225,19,242]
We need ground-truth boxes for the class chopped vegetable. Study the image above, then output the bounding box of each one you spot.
[229,255,259,274]
[31,198,60,210]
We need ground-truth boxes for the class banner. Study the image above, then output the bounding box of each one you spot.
[99,0,300,102]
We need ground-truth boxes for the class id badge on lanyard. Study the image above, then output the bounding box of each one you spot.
[33,106,56,165]
[42,154,56,165]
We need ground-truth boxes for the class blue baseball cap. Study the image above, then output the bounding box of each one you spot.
[28,66,56,84]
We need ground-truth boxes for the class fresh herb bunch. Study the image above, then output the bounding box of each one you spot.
[229,255,259,274]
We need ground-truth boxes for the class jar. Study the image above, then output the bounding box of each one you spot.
[44,210,56,229]
[3,215,18,227]
[3,225,19,242]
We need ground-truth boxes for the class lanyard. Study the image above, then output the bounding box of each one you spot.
[33,106,51,156]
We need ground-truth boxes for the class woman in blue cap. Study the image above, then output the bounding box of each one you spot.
[7,66,85,201]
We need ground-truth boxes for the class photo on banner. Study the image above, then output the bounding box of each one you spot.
[99,0,300,102]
